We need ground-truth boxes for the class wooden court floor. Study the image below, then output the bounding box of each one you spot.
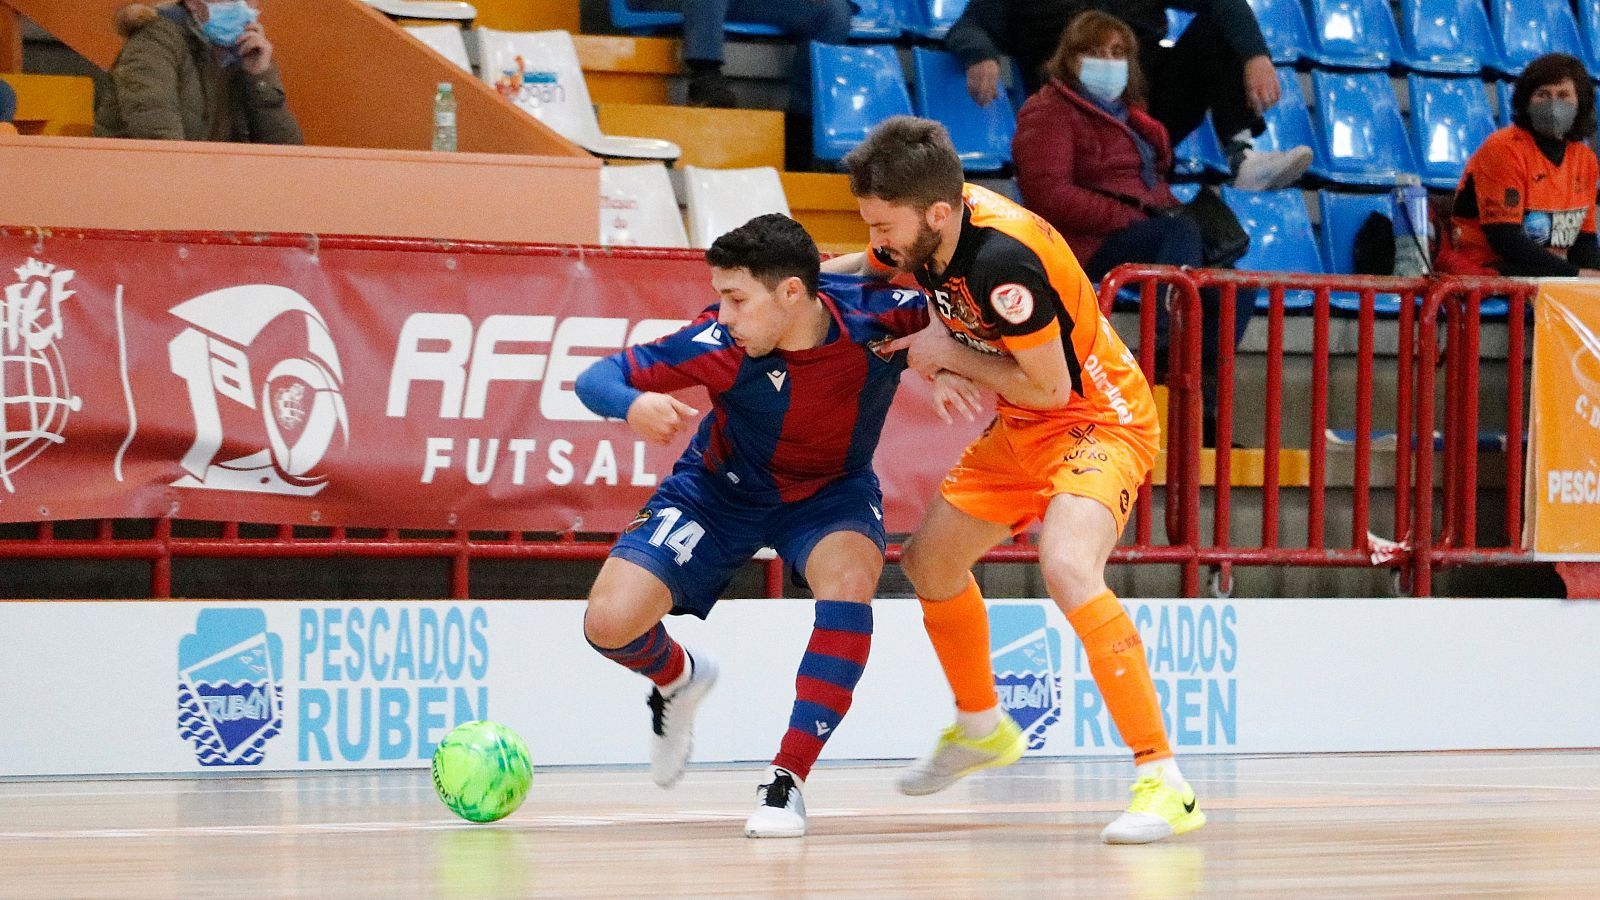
[2,751,1597,898]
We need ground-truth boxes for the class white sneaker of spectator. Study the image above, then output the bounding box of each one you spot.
[1231,144,1314,192]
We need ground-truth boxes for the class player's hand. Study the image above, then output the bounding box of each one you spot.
[966,59,1002,107]
[626,393,700,445]
[883,319,960,379]
[236,24,273,75]
[930,370,982,424]
[1244,55,1279,115]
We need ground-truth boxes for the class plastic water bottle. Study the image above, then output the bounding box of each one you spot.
[1391,174,1430,276]
[433,82,457,152]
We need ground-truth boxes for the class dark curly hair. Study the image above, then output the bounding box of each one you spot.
[704,213,820,297]
[1512,52,1596,143]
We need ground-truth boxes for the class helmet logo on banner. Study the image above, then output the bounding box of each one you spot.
[168,285,349,496]
[0,258,84,493]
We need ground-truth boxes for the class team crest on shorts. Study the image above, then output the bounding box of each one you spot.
[623,508,653,534]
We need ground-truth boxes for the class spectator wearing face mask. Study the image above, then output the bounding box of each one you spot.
[95,1,302,144]
[1013,10,1255,445]
[1448,53,1600,277]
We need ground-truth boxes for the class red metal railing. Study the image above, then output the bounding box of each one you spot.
[1410,277,1539,596]
[1100,266,1205,597]
[1185,269,1431,592]
[0,235,1555,597]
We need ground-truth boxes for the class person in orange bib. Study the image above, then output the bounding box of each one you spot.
[1450,53,1600,277]
[826,116,1204,844]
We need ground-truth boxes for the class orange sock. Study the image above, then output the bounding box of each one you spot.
[1066,590,1172,764]
[919,573,999,713]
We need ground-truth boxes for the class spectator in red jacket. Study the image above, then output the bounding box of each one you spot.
[1014,10,1252,443]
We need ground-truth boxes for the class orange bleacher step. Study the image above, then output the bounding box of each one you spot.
[471,0,578,32]
[781,171,867,255]
[1151,448,1313,487]
[5,73,94,137]
[596,102,783,170]
[576,34,680,105]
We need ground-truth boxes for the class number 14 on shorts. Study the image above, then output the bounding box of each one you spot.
[647,507,704,565]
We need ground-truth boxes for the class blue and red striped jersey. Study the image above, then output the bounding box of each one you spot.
[617,275,927,503]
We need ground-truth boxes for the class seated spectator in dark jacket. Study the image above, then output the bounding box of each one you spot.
[1014,10,1253,442]
[949,0,1310,191]
[94,1,302,144]
[1449,53,1600,277]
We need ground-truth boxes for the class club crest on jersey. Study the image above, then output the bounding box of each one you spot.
[867,336,898,361]
[990,283,1034,324]
[623,508,653,534]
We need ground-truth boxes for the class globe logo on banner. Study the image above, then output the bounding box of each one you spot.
[0,258,83,493]
[177,608,284,766]
[168,286,349,496]
[990,603,1064,750]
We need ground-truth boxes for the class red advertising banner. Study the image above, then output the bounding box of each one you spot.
[0,230,984,533]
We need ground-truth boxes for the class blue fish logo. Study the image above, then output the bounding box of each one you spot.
[177,609,284,766]
[990,604,1063,750]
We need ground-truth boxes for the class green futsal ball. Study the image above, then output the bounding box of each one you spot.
[432,720,533,823]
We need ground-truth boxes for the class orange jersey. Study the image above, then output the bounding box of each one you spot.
[1453,125,1600,270]
[876,183,1157,433]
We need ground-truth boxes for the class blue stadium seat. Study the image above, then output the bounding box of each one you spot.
[1221,186,1323,310]
[1496,79,1514,125]
[1305,0,1405,69]
[1309,70,1419,186]
[1258,68,1325,168]
[1246,0,1316,64]
[912,48,1015,173]
[811,43,914,163]
[1398,0,1503,73]
[1488,0,1588,76]
[908,0,968,40]
[849,0,912,40]
[1317,190,1409,314]
[1173,114,1232,178]
[1164,9,1195,46]
[1577,0,1600,76]
[1171,182,1202,203]
[607,0,782,36]
[1408,75,1498,189]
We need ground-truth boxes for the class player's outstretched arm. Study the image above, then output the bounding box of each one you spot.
[575,353,701,444]
[884,321,1071,410]
[625,393,701,445]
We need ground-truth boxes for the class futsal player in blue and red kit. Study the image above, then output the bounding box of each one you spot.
[574,214,976,838]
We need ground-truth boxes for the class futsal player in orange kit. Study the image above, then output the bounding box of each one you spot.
[826,116,1204,843]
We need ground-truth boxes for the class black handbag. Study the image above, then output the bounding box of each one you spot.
[1169,186,1251,268]
[1091,185,1251,269]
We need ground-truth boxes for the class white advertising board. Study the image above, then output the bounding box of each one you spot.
[1,597,1596,777]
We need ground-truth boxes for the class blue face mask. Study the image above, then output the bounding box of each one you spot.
[1078,57,1129,104]
[200,1,259,48]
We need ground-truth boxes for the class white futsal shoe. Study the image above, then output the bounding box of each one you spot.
[1100,766,1207,844]
[648,652,719,788]
[745,767,807,838]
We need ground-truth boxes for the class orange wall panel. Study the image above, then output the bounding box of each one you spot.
[0,134,600,245]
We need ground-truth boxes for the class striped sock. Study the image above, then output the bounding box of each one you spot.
[773,600,873,781]
[589,622,687,689]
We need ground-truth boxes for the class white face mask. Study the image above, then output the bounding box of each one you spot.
[1078,56,1129,103]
